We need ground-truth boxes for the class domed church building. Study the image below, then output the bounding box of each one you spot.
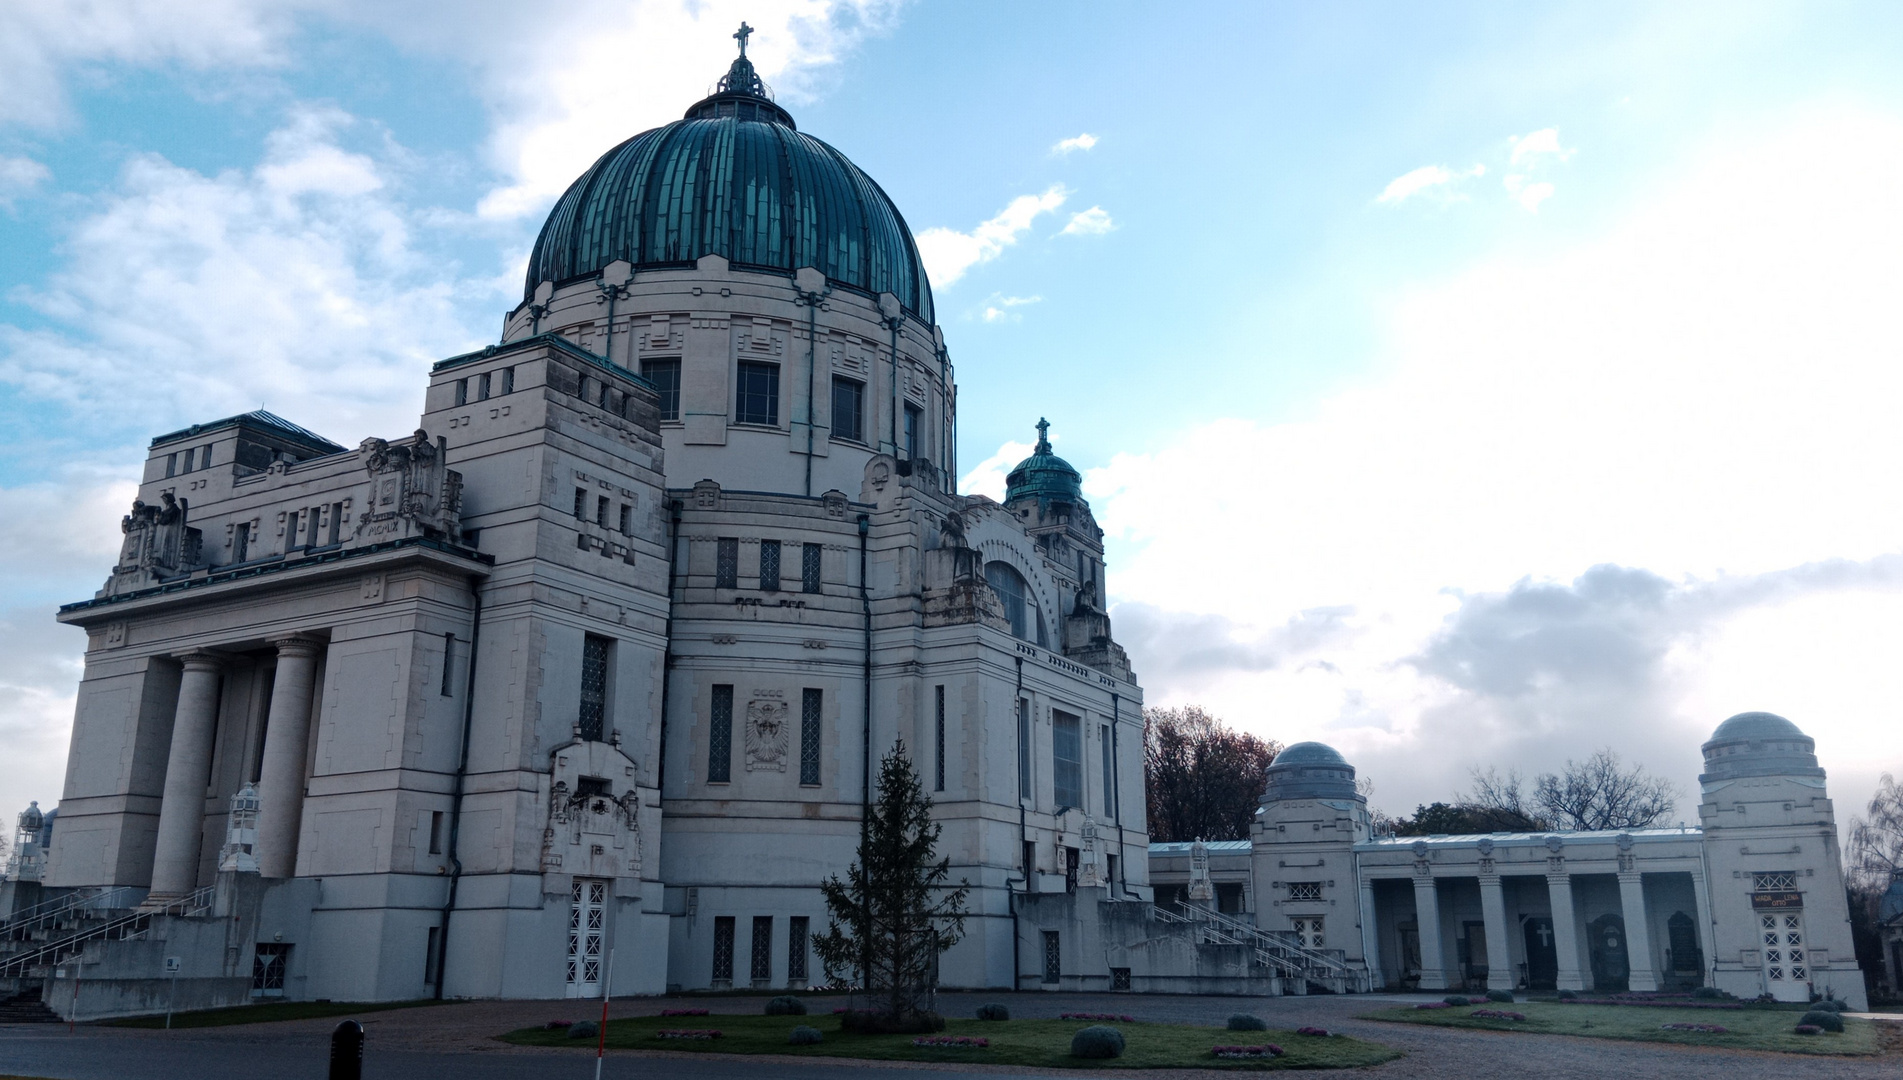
[22,37,1156,1011]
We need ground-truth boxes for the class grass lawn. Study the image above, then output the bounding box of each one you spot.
[106,998,455,1029]
[500,1013,1401,1070]
[1363,1000,1881,1055]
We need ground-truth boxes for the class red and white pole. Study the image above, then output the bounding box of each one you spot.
[593,947,614,1080]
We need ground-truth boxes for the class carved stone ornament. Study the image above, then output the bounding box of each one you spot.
[355,429,463,545]
[1077,816,1105,888]
[104,491,202,595]
[744,699,790,772]
[539,740,644,881]
[1187,837,1214,901]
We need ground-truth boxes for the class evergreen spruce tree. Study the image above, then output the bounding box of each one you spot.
[812,741,970,1028]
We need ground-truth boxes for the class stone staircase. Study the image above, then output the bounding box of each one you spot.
[0,985,61,1023]
[1151,902,1370,993]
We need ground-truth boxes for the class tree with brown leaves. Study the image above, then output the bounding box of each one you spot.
[1143,706,1281,843]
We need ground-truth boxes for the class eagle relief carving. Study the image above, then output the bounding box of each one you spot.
[744,699,790,772]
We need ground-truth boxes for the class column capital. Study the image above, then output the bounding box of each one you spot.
[268,634,326,658]
[176,649,226,671]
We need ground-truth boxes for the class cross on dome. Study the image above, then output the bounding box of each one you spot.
[733,22,753,56]
[1035,417,1051,453]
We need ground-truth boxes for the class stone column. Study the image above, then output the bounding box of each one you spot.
[1690,870,1716,985]
[1547,872,1584,991]
[1412,874,1448,990]
[1359,879,1383,989]
[149,652,225,897]
[1479,874,1514,991]
[254,636,324,879]
[1619,870,1659,992]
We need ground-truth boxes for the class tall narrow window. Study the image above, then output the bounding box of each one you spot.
[1053,710,1082,809]
[428,811,445,855]
[579,634,610,741]
[165,452,177,478]
[715,538,739,589]
[478,372,492,400]
[596,496,610,527]
[642,358,681,421]
[802,543,822,593]
[618,504,632,534]
[1042,931,1061,984]
[440,633,456,696]
[574,487,588,519]
[201,445,213,469]
[180,447,195,473]
[759,540,781,592]
[328,502,343,545]
[750,916,773,985]
[499,366,515,395]
[934,685,946,792]
[735,361,779,425]
[831,377,864,443]
[1100,723,1115,819]
[284,510,301,552]
[232,522,250,562]
[903,403,921,460]
[711,917,735,984]
[1017,698,1031,801]
[709,684,734,782]
[800,688,822,786]
[455,378,468,406]
[788,916,809,983]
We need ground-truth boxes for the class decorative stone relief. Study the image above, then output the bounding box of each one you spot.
[1187,838,1214,901]
[104,491,202,594]
[744,698,789,772]
[540,739,644,881]
[1077,816,1105,888]
[355,429,464,545]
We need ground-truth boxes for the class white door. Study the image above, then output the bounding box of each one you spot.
[567,878,607,998]
[1760,912,1808,1002]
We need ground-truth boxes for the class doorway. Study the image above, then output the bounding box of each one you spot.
[1522,917,1558,990]
[1587,913,1629,993]
[566,878,606,998]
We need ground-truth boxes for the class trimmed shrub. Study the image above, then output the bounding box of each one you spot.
[1227,1014,1268,1031]
[1795,1024,1822,1036]
[765,996,808,1016]
[975,1003,1010,1021]
[1557,989,1578,1001]
[1443,995,1471,1006]
[839,1009,945,1035]
[1485,989,1514,1003]
[788,1025,823,1046]
[567,1020,598,1040]
[1691,986,1725,1000]
[1809,998,1848,1013]
[1071,1025,1125,1059]
[1799,1010,1844,1033]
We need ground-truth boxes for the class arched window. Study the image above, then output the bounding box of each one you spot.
[984,560,1046,645]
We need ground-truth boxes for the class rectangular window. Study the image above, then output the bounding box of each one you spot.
[709,684,734,782]
[1100,724,1115,819]
[500,366,515,395]
[428,811,444,855]
[715,538,739,589]
[934,685,946,792]
[251,943,290,996]
[455,378,468,406]
[735,360,779,425]
[284,510,301,552]
[1053,710,1082,809]
[1287,881,1323,901]
[802,543,822,593]
[750,916,773,985]
[712,917,735,983]
[642,358,681,421]
[800,688,823,786]
[201,445,213,469]
[596,496,609,527]
[1753,871,1798,892]
[180,447,195,473]
[424,926,441,986]
[579,634,610,741]
[328,502,343,545]
[830,376,864,443]
[1023,839,1038,884]
[1218,882,1246,914]
[1065,846,1080,893]
[759,539,781,592]
[1292,916,1325,948]
[788,916,809,983]
[618,504,631,534]
[1042,931,1061,984]
[903,403,921,460]
[573,487,588,519]
[477,372,491,400]
[165,452,177,478]
[232,522,249,562]
[1017,699,1031,801]
[440,633,456,696]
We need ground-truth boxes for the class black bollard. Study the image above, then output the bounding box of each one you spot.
[328,1019,364,1080]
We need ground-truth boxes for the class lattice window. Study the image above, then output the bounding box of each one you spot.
[800,688,822,786]
[802,543,822,593]
[1111,967,1131,992]
[1292,917,1325,949]
[251,943,290,994]
[934,686,946,792]
[712,917,735,982]
[1287,881,1323,901]
[736,360,779,425]
[760,540,781,592]
[709,684,734,783]
[788,916,809,983]
[642,358,680,421]
[1052,711,1082,809]
[1753,871,1797,891]
[715,537,739,589]
[567,879,606,991]
[751,916,774,983]
[578,634,609,741]
[831,376,864,443]
[1042,931,1061,984]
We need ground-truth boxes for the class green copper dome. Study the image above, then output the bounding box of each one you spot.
[524,41,934,322]
[1004,419,1084,504]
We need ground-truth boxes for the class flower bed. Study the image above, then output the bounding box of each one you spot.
[655,1029,722,1040]
[1061,1012,1136,1022]
[1295,1026,1331,1036]
[1557,997,1742,1010]
[1213,1044,1284,1059]
[1413,1002,1453,1010]
[912,1035,989,1048]
[1661,1022,1730,1034]
[1469,1009,1526,1021]
[659,1009,710,1017]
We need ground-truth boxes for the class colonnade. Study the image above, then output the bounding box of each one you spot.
[146,635,324,897]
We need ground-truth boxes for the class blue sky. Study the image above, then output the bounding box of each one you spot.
[5,1,1903,832]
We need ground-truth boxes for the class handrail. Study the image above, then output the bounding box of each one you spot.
[1149,901,1363,986]
[0,886,213,978]
[0,886,139,937]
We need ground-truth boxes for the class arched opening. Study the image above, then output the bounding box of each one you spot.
[984,560,1046,645]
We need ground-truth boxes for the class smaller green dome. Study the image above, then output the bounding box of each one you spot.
[1004,419,1083,505]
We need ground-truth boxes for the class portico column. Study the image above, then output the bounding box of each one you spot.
[1412,874,1448,990]
[1618,870,1659,992]
[1479,874,1514,991]
[1691,870,1716,986]
[1547,872,1584,991]
[149,652,225,897]
[254,636,324,879]
[1359,879,1383,990]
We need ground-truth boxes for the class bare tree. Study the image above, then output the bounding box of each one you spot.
[1530,748,1678,831]
[1463,767,1552,831]
[1849,772,1903,889]
[1143,706,1281,843]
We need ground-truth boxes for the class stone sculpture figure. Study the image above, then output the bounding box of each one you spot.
[356,429,464,544]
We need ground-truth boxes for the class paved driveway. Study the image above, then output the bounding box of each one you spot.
[2,991,1897,1080]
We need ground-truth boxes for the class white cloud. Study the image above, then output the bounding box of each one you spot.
[1503,173,1555,211]
[1052,132,1098,155]
[980,294,1042,323]
[0,155,53,205]
[961,438,1036,501]
[1510,126,1575,165]
[915,184,1068,288]
[1376,163,1485,205]
[1060,206,1115,236]
[1092,107,1903,821]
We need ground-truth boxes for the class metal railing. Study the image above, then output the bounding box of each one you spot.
[0,886,213,978]
[1150,901,1365,990]
[1,887,140,939]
